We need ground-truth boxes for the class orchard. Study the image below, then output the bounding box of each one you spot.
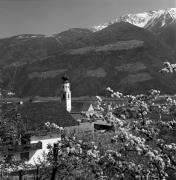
[1,62,176,179]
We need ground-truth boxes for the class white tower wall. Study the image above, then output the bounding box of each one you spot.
[61,80,71,112]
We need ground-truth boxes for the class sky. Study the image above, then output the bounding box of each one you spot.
[0,0,175,38]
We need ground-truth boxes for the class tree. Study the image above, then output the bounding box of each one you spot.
[160,62,176,73]
[93,89,176,179]
[0,102,34,179]
[44,88,176,180]
[1,89,176,180]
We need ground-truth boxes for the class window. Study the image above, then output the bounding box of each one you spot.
[62,94,66,100]
[20,152,29,161]
[21,135,30,145]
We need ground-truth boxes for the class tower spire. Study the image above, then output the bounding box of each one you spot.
[62,74,69,83]
[60,75,71,112]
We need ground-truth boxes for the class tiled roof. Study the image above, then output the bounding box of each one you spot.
[2,101,78,131]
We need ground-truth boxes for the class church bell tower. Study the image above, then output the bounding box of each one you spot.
[60,75,71,112]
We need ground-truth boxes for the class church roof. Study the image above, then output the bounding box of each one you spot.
[2,101,78,131]
[71,100,96,113]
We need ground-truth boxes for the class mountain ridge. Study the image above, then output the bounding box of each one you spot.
[0,8,176,97]
[92,8,176,33]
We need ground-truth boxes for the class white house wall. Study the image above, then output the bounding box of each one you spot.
[28,133,61,165]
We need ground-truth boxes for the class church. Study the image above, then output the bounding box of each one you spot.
[0,75,96,166]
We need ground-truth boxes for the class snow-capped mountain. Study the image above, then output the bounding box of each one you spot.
[145,8,176,32]
[92,8,176,32]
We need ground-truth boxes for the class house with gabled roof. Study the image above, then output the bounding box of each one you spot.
[0,100,79,165]
[0,75,80,166]
[0,75,106,167]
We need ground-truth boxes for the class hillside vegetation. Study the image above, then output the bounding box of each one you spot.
[0,9,176,97]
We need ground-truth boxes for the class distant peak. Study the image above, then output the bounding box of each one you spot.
[167,8,176,18]
[92,8,176,32]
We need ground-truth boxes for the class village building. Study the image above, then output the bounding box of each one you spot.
[0,101,78,165]
[0,76,97,166]
[0,75,113,169]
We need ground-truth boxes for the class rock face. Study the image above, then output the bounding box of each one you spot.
[1,9,176,97]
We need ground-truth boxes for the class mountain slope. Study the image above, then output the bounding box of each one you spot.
[76,22,170,53]
[0,9,176,97]
[145,8,176,33]
[9,41,175,97]
[0,29,93,68]
[1,22,174,97]
[158,22,176,48]
[0,34,62,67]
[53,28,93,47]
